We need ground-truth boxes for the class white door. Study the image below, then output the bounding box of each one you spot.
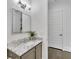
[48,9,63,49]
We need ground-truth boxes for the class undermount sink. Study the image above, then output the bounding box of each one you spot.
[7,38,31,49]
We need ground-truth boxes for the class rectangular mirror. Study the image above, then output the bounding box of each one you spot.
[12,8,31,33]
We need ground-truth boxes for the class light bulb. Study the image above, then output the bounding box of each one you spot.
[13,0,19,5]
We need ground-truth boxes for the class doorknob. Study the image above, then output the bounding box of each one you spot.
[59,34,63,36]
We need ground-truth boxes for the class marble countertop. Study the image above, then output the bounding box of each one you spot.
[7,38,42,56]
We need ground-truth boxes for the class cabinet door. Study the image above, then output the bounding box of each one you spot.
[36,43,42,59]
[22,48,35,59]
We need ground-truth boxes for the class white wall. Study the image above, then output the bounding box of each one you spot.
[48,0,71,52]
[7,0,30,43]
[7,0,48,59]
[31,0,48,59]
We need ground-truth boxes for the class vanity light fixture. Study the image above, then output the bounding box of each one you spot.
[18,0,26,9]
[17,0,32,12]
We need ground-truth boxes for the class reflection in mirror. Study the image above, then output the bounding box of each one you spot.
[12,8,31,33]
[22,13,31,33]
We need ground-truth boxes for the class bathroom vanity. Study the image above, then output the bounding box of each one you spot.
[7,38,42,59]
[7,8,42,59]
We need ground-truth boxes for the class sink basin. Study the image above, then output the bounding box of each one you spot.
[7,38,30,49]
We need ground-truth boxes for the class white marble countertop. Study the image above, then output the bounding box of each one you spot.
[7,38,42,56]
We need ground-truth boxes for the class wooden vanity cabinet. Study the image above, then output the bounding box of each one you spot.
[36,43,42,59]
[7,42,42,59]
[7,50,20,59]
[21,48,35,59]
